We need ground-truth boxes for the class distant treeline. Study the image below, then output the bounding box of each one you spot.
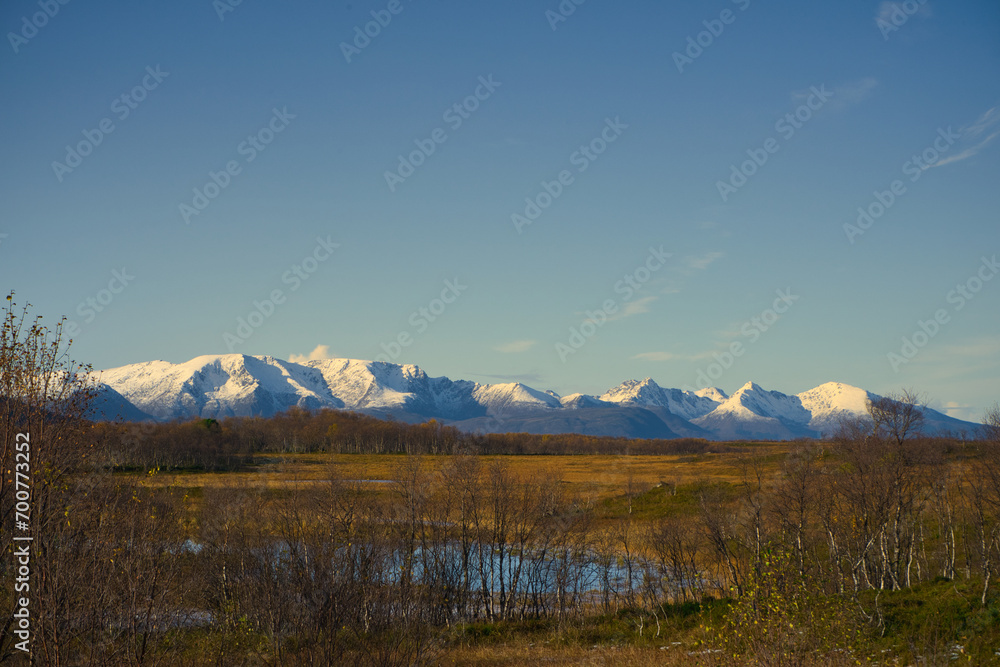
[91,407,722,470]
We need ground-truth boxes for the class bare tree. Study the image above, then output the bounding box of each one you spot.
[0,293,98,662]
[771,445,823,578]
[985,403,1000,445]
[867,389,924,446]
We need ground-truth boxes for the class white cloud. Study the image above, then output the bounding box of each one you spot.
[494,340,536,353]
[289,344,334,363]
[658,251,726,294]
[941,401,978,421]
[606,295,658,322]
[965,106,999,138]
[929,106,1000,169]
[586,296,661,324]
[684,251,725,271]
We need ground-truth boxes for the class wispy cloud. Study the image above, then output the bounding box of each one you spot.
[578,249,723,321]
[929,106,1000,169]
[606,295,658,322]
[966,106,1000,138]
[684,251,725,271]
[656,251,726,295]
[940,401,978,421]
[494,339,537,353]
[289,344,334,363]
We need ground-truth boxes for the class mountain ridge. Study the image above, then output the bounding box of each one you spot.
[92,354,983,440]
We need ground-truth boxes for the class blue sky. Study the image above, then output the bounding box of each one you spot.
[1,0,998,421]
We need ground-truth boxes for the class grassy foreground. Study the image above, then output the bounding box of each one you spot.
[134,446,1000,665]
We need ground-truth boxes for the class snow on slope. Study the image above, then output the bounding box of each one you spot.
[693,381,814,440]
[560,393,610,409]
[696,387,728,403]
[796,382,875,435]
[98,355,558,421]
[306,358,439,413]
[714,382,811,423]
[96,355,341,420]
[93,356,983,440]
[599,378,723,420]
[472,383,562,413]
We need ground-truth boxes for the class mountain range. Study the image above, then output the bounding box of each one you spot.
[88,354,982,441]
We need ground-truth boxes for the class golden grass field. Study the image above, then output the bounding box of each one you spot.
[145,446,793,496]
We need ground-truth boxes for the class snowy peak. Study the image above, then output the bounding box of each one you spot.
[797,382,873,414]
[796,382,876,435]
[97,354,342,420]
[693,382,813,440]
[472,382,562,413]
[560,393,609,409]
[727,382,810,422]
[599,378,668,406]
[97,355,558,421]
[305,358,430,411]
[696,387,728,402]
[93,356,983,440]
[599,378,722,420]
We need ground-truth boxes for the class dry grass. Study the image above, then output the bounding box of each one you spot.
[440,643,702,666]
[144,447,791,495]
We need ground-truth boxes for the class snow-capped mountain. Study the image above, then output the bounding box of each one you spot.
[598,378,725,420]
[559,393,610,409]
[96,355,483,421]
[92,354,984,440]
[693,382,815,440]
[797,382,877,435]
[690,381,976,440]
[472,382,562,414]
